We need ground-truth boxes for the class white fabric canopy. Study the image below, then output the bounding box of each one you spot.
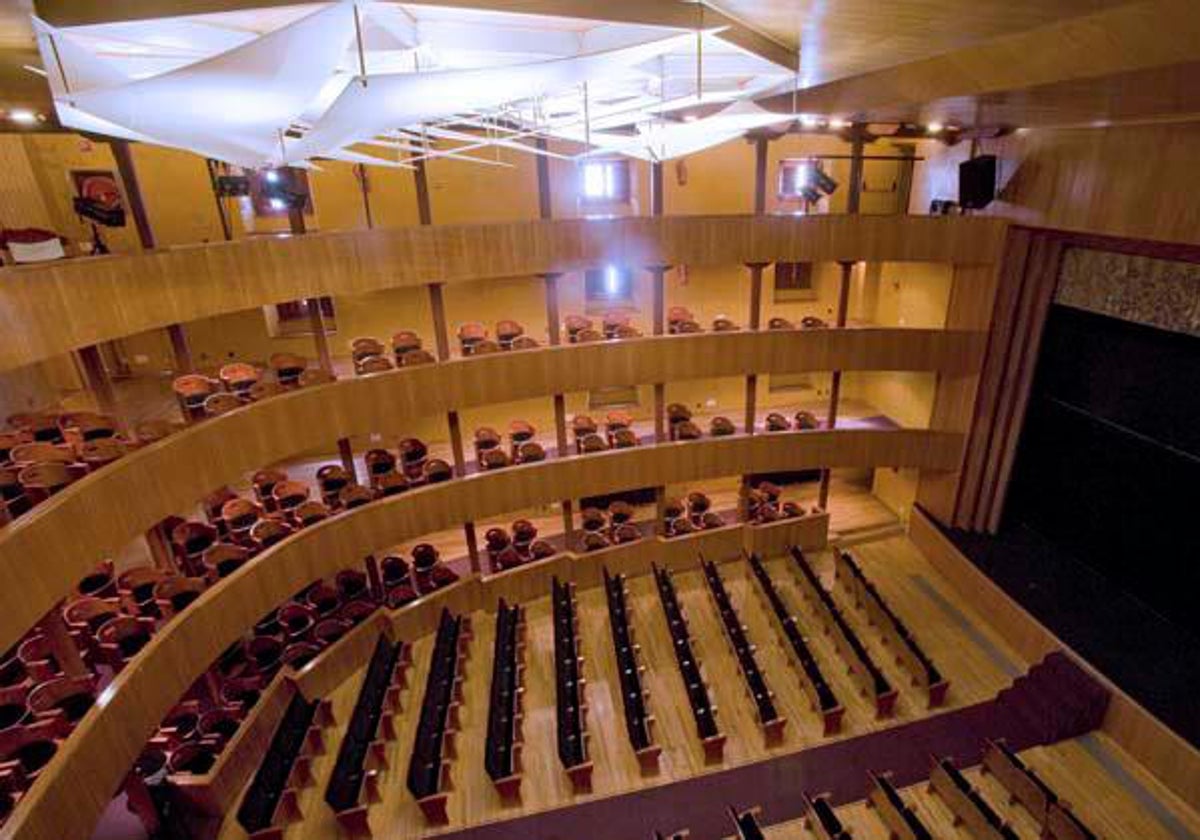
[35,2,792,169]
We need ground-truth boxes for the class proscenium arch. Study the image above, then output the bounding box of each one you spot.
[0,327,982,651]
[0,214,1008,372]
[2,427,962,840]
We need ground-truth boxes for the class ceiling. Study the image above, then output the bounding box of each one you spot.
[3,0,1200,149]
[713,0,1131,85]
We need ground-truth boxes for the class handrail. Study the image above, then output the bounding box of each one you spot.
[0,327,981,651]
[1,428,961,840]
[0,214,1008,371]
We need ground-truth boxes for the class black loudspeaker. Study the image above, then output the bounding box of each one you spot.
[959,155,997,209]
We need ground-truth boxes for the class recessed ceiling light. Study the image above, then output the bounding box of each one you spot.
[9,109,37,125]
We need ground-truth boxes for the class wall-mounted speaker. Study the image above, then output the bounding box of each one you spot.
[959,154,997,209]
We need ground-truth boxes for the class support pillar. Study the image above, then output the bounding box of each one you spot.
[38,607,87,679]
[109,139,156,250]
[338,437,357,483]
[428,283,451,361]
[77,344,117,417]
[356,163,374,229]
[817,261,855,510]
[166,323,193,374]
[307,298,333,374]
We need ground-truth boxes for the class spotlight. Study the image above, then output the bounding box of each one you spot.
[269,198,286,211]
[264,169,280,184]
[828,118,849,129]
[9,109,37,125]
[926,122,944,134]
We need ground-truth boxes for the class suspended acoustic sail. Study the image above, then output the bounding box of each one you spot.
[285,29,707,164]
[40,2,357,167]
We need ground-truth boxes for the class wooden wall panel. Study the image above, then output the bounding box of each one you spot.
[916,255,1005,523]
[0,215,1007,371]
[2,428,961,840]
[0,329,979,650]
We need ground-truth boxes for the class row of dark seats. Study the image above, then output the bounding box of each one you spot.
[602,569,657,765]
[651,564,723,760]
[789,547,896,717]
[982,740,1097,840]
[236,692,319,835]
[484,599,523,794]
[407,610,467,822]
[805,792,851,840]
[936,757,1020,840]
[552,578,590,787]
[745,552,843,734]
[869,771,932,840]
[325,635,406,816]
[699,559,783,737]
[835,550,947,707]
[729,805,766,840]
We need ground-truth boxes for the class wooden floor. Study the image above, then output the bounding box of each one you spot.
[759,732,1200,840]
[213,534,1058,840]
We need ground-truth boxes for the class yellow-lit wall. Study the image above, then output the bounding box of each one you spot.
[1,129,937,470]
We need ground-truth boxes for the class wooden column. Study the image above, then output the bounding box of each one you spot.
[464,523,481,576]
[337,437,357,483]
[37,607,87,678]
[650,161,664,217]
[109,139,155,250]
[205,158,233,242]
[753,135,769,215]
[76,344,116,417]
[413,157,433,225]
[543,273,562,346]
[307,298,333,374]
[846,129,866,215]
[364,555,383,603]
[544,267,575,546]
[650,264,668,443]
[817,261,855,510]
[356,163,374,229]
[428,283,451,361]
[445,409,480,574]
[166,323,193,374]
[535,138,553,220]
[743,262,768,435]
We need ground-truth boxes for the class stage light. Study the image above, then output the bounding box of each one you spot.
[264,169,280,184]
[9,109,37,124]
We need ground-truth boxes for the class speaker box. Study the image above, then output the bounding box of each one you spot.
[959,154,997,209]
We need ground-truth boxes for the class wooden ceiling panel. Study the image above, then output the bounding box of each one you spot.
[709,0,1129,84]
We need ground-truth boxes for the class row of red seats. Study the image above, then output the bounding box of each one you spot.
[352,332,437,375]
[483,520,557,572]
[172,353,334,423]
[746,481,809,524]
[579,501,642,552]
[459,321,540,355]
[474,421,546,469]
[0,412,176,526]
[664,492,726,538]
